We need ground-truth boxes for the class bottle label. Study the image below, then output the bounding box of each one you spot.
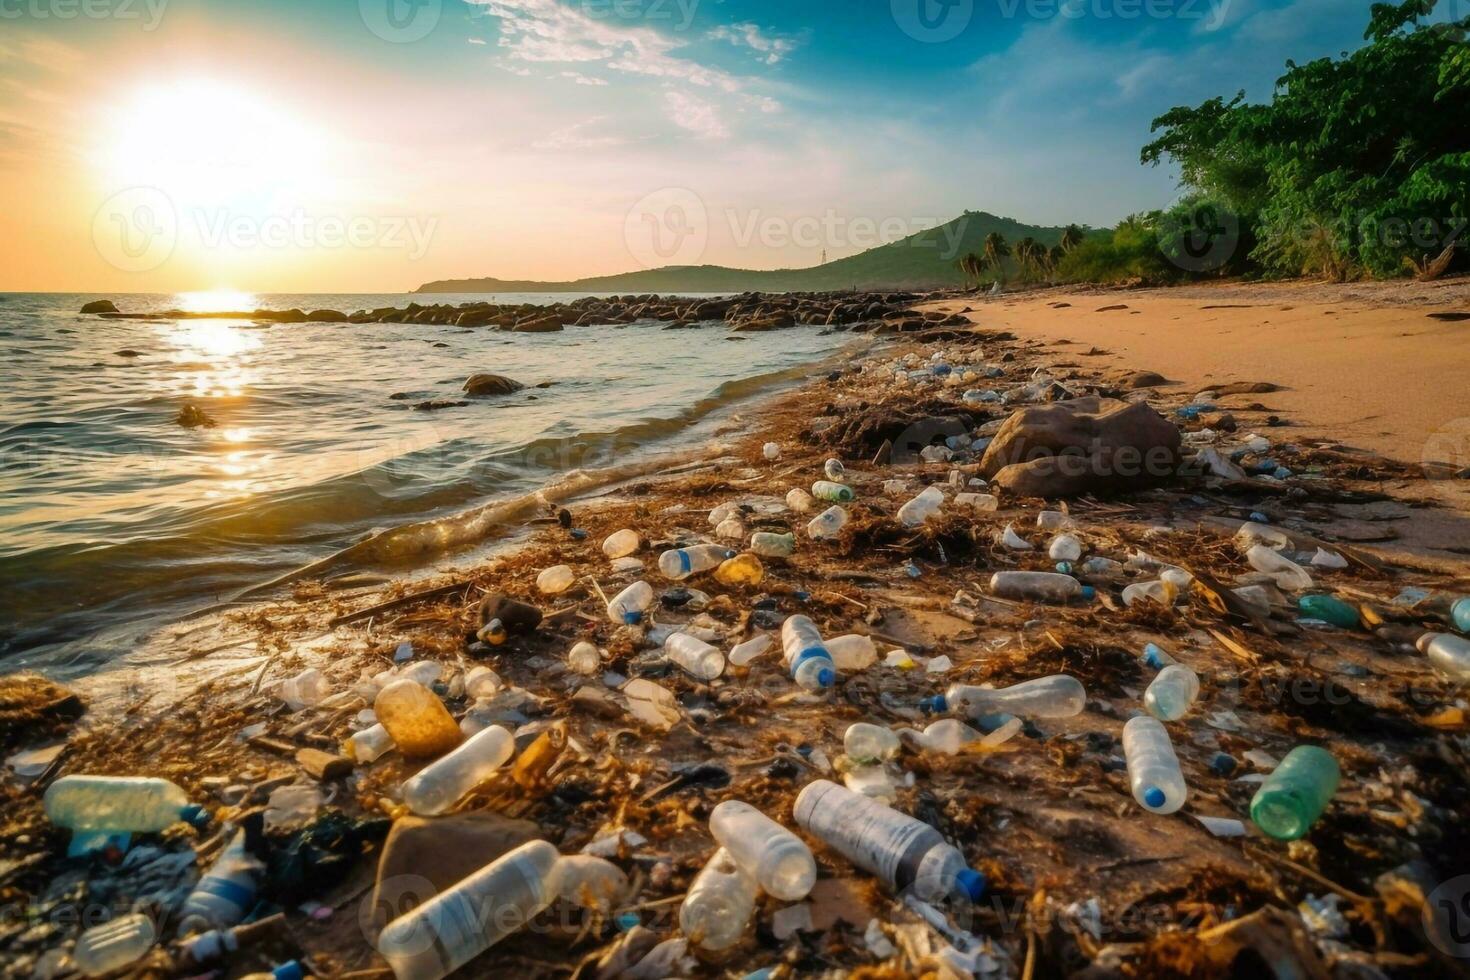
[794,782,942,893]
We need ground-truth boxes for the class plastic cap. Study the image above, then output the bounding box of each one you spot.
[179,804,209,828]
[954,868,987,901]
[1144,786,1166,809]
[816,667,835,687]
[1079,586,1096,601]
[272,962,305,980]
[919,695,947,715]
[622,611,643,625]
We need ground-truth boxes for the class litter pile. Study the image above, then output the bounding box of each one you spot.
[3,319,1469,980]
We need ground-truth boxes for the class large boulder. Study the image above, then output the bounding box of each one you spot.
[80,300,118,315]
[463,374,525,397]
[511,314,565,333]
[980,397,1181,498]
[306,309,348,323]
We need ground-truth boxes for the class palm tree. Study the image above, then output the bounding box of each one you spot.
[1015,237,1044,279]
[982,232,1010,282]
[1061,224,1087,253]
[956,252,985,287]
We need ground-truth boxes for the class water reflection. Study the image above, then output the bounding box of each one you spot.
[175,289,258,314]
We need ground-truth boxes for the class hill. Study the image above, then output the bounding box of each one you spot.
[415,211,1084,293]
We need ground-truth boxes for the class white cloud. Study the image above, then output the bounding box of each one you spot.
[560,70,609,86]
[708,23,800,65]
[532,115,628,150]
[664,90,729,140]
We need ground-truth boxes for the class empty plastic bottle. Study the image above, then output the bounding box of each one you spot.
[1141,643,1175,670]
[762,442,781,460]
[606,580,654,624]
[1419,632,1470,683]
[658,544,733,580]
[376,839,562,980]
[844,723,900,763]
[567,641,601,675]
[177,914,285,969]
[750,532,795,557]
[715,553,765,586]
[1079,556,1123,576]
[74,913,156,977]
[914,719,983,754]
[1144,664,1200,721]
[924,675,1086,719]
[1036,510,1074,530]
[536,565,575,595]
[988,571,1093,603]
[664,632,726,681]
[1250,746,1340,840]
[793,780,985,903]
[1453,596,1470,633]
[1123,716,1187,814]
[826,634,878,671]
[1298,594,1360,629]
[556,855,628,913]
[898,486,945,526]
[346,724,395,764]
[812,480,854,503]
[954,492,999,511]
[999,524,1032,550]
[1122,580,1176,608]
[1234,521,1290,553]
[780,615,837,691]
[464,665,503,699]
[715,516,747,540]
[1048,534,1083,562]
[1247,544,1313,591]
[785,488,816,513]
[277,668,330,711]
[374,680,462,759]
[807,505,848,540]
[178,830,262,935]
[709,800,816,901]
[824,458,846,482]
[44,776,204,856]
[680,847,757,952]
[729,633,773,666]
[402,724,515,816]
[602,529,641,558]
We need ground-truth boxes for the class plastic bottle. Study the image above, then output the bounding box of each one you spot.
[1123,716,1187,814]
[1048,534,1082,562]
[1453,596,1470,633]
[657,545,733,580]
[346,724,395,764]
[374,680,462,759]
[988,571,1093,603]
[715,516,747,540]
[715,553,765,586]
[376,839,562,980]
[277,668,330,711]
[555,855,628,913]
[824,458,846,482]
[750,532,795,558]
[397,661,442,687]
[568,641,601,675]
[606,580,654,624]
[1036,510,1074,530]
[785,488,816,513]
[74,913,156,977]
[708,503,740,526]
[1234,521,1290,553]
[402,724,515,816]
[536,565,575,595]
[1247,544,1313,591]
[1298,594,1360,629]
[998,524,1032,550]
[1250,746,1340,840]
[1141,643,1175,670]
[177,914,285,969]
[44,776,204,856]
[664,633,726,681]
[1122,580,1175,608]
[952,493,996,513]
[914,718,982,754]
[807,505,848,540]
[178,830,262,934]
[897,486,945,526]
[826,634,878,671]
[1144,664,1200,721]
[729,633,773,666]
[1079,556,1122,576]
[709,800,816,901]
[780,615,837,691]
[812,480,854,503]
[762,442,781,460]
[1419,632,1470,683]
[680,847,757,952]
[464,665,503,699]
[924,675,1086,719]
[793,780,985,903]
[844,723,900,763]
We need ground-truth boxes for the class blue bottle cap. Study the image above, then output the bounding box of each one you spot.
[272,961,305,980]
[570,528,588,540]
[1055,561,1072,574]
[954,868,987,901]
[816,667,835,687]
[179,804,209,828]
[919,695,947,715]
[622,611,643,625]
[1079,586,1096,601]
[1144,786,1166,809]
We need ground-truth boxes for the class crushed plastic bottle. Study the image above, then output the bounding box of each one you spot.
[680,847,757,952]
[277,668,330,711]
[1298,594,1360,629]
[664,632,726,681]
[1417,632,1470,683]
[375,680,462,759]
[1048,534,1083,562]
[1122,579,1176,608]
[1144,664,1200,721]
[793,780,985,903]
[913,718,982,754]
[807,505,849,540]
[536,565,575,595]
[988,571,1093,603]
[897,486,945,527]
[1250,746,1340,840]
[824,458,846,482]
[1234,522,1290,553]
[602,529,641,558]
[844,723,900,763]
[178,830,262,934]
[729,633,773,667]
[44,776,204,856]
[780,615,837,691]
[924,675,1086,719]
[1079,556,1123,576]
[345,724,395,764]
[1036,510,1074,530]
[709,800,816,901]
[464,665,502,699]
[567,641,601,675]
[402,725,515,816]
[826,634,878,671]
[606,580,654,625]
[376,839,562,980]
[1123,716,1187,814]
[954,492,999,512]
[785,488,816,513]
[715,553,765,586]
[1247,544,1313,591]
[812,480,855,503]
[750,532,795,558]
[658,544,734,580]
[998,524,1032,550]
[74,913,156,977]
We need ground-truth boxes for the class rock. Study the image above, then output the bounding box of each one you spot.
[305,310,348,323]
[478,594,543,634]
[412,399,469,411]
[114,349,144,358]
[1210,381,1280,395]
[512,314,565,333]
[81,300,118,315]
[980,397,1181,498]
[463,374,525,397]
[176,403,217,428]
[1123,370,1167,389]
[295,748,353,781]
[0,674,85,753]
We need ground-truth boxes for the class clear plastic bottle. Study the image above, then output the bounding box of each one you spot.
[1123,716,1187,814]
[988,571,1092,603]
[680,847,757,952]
[812,480,855,503]
[1122,580,1176,607]
[793,780,985,903]
[536,565,575,595]
[178,830,261,934]
[1246,544,1313,591]
[715,516,747,540]
[762,442,781,460]
[954,492,998,512]
[664,633,726,681]
[1036,510,1074,530]
[914,718,982,754]
[44,776,203,855]
[74,913,156,977]
[1079,556,1123,576]
[780,615,837,691]
[925,675,1086,719]
[807,505,849,540]
[376,839,562,980]
[374,680,463,759]
[658,545,733,580]
[1048,534,1082,562]
[1249,745,1340,841]
[785,488,816,513]
[1453,596,1470,633]
[844,723,900,763]
[464,665,503,699]
[709,800,816,901]
[1234,521,1291,553]
[602,529,640,558]
[277,668,330,711]
[606,580,654,624]
[567,641,601,676]
[402,725,515,816]
[1144,664,1200,721]
[898,487,945,526]
[729,633,773,666]
[1417,632,1470,683]
[826,634,878,671]
[750,532,795,557]
[824,458,846,482]
[715,553,765,586]
[346,724,395,764]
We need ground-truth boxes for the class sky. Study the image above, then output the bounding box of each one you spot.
[0,0,1388,293]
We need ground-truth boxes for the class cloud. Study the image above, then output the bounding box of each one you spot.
[664,90,729,139]
[531,115,629,149]
[560,70,609,86]
[708,23,800,65]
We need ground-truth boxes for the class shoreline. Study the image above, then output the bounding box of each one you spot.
[5,293,1470,978]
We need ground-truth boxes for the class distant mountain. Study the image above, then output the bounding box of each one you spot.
[415,211,1085,294]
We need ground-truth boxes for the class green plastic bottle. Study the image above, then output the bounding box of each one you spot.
[1250,746,1340,840]
[1297,594,1360,630]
